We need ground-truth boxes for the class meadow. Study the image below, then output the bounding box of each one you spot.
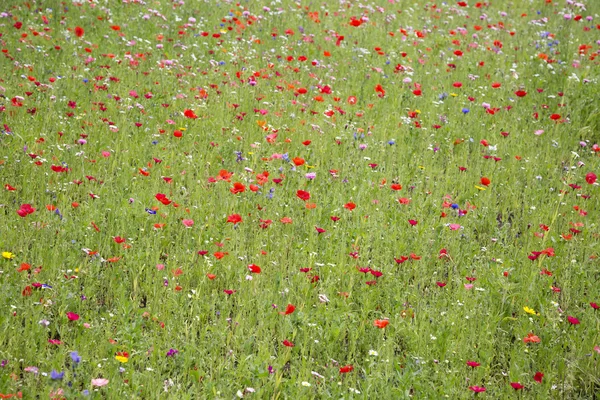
[0,0,599,398]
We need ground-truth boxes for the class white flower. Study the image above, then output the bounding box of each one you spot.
[301,381,311,387]
[368,350,378,356]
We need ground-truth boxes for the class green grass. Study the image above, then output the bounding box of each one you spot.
[0,0,599,398]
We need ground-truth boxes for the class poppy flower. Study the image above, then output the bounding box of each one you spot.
[550,113,561,120]
[567,316,580,325]
[230,182,246,194]
[523,332,541,343]
[227,214,242,224]
[373,319,389,328]
[280,304,296,315]
[74,26,84,38]
[436,282,447,287]
[296,190,310,201]
[534,372,544,383]
[292,157,305,166]
[339,365,354,373]
[510,382,524,390]
[515,90,527,97]
[480,177,491,186]
[248,264,261,274]
[282,340,294,347]
[344,202,356,211]
[183,109,198,119]
[466,361,480,368]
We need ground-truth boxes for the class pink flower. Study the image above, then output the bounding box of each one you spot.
[567,315,580,325]
[91,378,109,387]
[468,386,486,393]
[66,312,79,321]
[182,219,194,228]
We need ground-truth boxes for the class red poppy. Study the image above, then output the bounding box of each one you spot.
[373,319,389,328]
[567,316,580,325]
[248,264,261,274]
[480,177,491,186]
[292,157,305,166]
[183,109,198,119]
[510,382,524,390]
[515,90,527,97]
[534,372,544,383]
[282,340,294,347]
[391,184,402,191]
[550,113,561,120]
[280,304,296,315]
[466,361,480,368]
[296,190,310,201]
[230,182,246,194]
[344,202,356,211]
[339,365,354,373]
[74,26,84,38]
[227,214,242,224]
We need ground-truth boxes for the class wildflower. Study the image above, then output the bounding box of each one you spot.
[50,370,64,380]
[2,252,15,260]
[523,306,539,316]
[70,351,81,364]
[91,378,109,387]
[166,348,179,357]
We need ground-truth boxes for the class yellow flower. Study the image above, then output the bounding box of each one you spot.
[2,251,15,260]
[523,306,539,316]
[115,355,129,363]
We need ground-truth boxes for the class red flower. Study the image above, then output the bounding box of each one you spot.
[183,109,198,119]
[227,214,242,224]
[344,202,356,211]
[74,26,84,38]
[282,340,294,347]
[408,219,418,226]
[280,304,296,315]
[339,365,354,373]
[230,182,246,194]
[550,113,561,120]
[515,90,527,97]
[510,382,524,390]
[585,172,597,184]
[248,264,261,274]
[466,361,480,368]
[590,302,599,310]
[292,157,305,166]
[297,190,310,201]
[373,319,389,329]
[533,371,544,383]
[436,282,447,288]
[480,177,491,186]
[567,315,580,325]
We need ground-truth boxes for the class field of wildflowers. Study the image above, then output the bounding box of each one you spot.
[1,0,599,398]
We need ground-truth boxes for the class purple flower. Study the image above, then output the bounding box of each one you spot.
[51,370,65,380]
[166,348,178,357]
